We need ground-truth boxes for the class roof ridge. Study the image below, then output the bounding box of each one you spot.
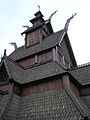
[78,62,90,68]
[68,62,90,71]
[65,88,89,118]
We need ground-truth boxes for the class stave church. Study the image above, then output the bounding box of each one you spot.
[0,10,90,120]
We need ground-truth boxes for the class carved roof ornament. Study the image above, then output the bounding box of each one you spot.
[22,25,29,29]
[59,13,77,46]
[49,10,58,22]
[9,42,17,50]
[64,13,77,31]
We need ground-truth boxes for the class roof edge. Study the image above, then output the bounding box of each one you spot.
[65,88,89,118]
[0,91,14,120]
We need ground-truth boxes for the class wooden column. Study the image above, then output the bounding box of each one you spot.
[56,46,59,62]
[62,74,70,89]
[53,48,56,61]
[35,55,38,63]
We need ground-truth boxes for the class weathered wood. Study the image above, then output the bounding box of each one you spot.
[62,74,70,89]
[21,79,62,96]
[53,48,56,61]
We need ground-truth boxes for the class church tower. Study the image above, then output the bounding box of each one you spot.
[22,10,53,48]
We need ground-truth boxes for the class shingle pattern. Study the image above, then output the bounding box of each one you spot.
[81,96,90,119]
[0,94,9,115]
[17,89,84,120]
[77,97,90,115]
[81,96,90,110]
[0,89,89,119]
[5,94,20,120]
[69,65,90,85]
[6,58,24,83]
[9,30,64,61]
[6,58,66,84]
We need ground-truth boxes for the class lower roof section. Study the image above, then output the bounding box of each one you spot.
[1,88,89,120]
[69,64,90,85]
[6,58,66,84]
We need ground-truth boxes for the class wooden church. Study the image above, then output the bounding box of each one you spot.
[0,10,90,120]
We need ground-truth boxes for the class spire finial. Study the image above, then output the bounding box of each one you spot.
[64,13,77,31]
[1,49,7,61]
[38,5,40,11]
[4,49,7,57]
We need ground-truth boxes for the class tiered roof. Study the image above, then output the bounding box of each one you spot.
[0,10,90,120]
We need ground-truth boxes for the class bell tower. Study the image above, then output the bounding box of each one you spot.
[21,11,53,48]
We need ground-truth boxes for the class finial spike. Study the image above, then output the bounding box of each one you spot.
[1,49,7,61]
[38,5,40,11]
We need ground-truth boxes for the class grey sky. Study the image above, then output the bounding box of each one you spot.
[0,0,90,65]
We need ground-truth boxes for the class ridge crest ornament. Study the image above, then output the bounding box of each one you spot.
[64,13,77,31]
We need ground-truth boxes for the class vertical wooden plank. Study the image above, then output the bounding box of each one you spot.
[62,74,70,89]
[56,46,59,62]
[57,79,62,89]
[53,48,56,61]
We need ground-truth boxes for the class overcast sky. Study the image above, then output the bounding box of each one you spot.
[0,0,90,65]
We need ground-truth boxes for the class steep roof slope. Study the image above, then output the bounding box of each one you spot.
[9,30,64,60]
[17,89,88,120]
[9,29,77,67]
[5,94,20,120]
[1,89,89,120]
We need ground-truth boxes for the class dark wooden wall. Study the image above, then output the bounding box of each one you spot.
[12,74,80,97]
[21,78,62,96]
[18,50,53,68]
[26,29,41,47]
[13,83,21,95]
[18,56,35,67]
[69,80,80,96]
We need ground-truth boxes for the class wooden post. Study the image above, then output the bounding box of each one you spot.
[53,48,56,61]
[62,56,65,65]
[56,46,59,62]
[62,74,70,89]
[35,55,38,64]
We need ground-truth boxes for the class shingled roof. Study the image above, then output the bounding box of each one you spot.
[5,94,20,120]
[9,30,64,61]
[0,94,9,116]
[17,89,84,120]
[2,56,90,86]
[0,89,89,120]
[69,64,90,85]
[5,57,66,84]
